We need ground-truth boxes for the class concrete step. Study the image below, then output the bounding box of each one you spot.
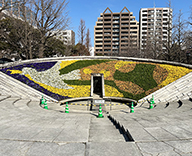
[0,71,56,102]
[140,72,192,104]
[0,95,10,101]
[88,116,126,142]
[13,99,31,111]
[0,97,23,115]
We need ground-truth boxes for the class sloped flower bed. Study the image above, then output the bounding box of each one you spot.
[1,59,191,101]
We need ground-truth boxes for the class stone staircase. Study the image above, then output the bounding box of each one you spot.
[109,98,192,143]
[0,71,57,102]
[139,72,192,104]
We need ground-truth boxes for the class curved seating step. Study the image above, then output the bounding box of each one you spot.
[0,95,11,102]
[13,99,31,111]
[46,102,65,112]
[0,97,24,116]
[27,101,61,117]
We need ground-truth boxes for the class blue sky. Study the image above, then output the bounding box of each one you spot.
[68,0,192,46]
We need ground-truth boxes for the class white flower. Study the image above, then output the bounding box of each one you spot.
[21,61,81,89]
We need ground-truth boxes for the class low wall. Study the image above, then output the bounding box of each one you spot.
[1,56,192,69]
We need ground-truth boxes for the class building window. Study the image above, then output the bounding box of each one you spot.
[130,22,136,25]
[97,23,103,26]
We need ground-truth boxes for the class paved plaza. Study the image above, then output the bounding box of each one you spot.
[0,64,192,156]
[0,95,192,156]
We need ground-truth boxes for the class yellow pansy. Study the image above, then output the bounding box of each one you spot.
[100,70,111,78]
[159,64,192,86]
[105,85,124,97]
[8,70,22,74]
[83,68,92,75]
[59,60,79,70]
[115,61,135,70]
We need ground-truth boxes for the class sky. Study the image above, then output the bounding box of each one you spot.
[67,0,192,46]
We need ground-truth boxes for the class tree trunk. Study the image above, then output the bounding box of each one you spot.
[39,43,44,58]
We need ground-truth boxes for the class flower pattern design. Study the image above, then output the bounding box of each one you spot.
[1,60,191,101]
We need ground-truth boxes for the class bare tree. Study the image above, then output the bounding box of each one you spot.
[0,0,37,60]
[31,0,70,58]
[188,5,192,26]
[162,0,173,61]
[15,0,34,59]
[172,10,186,62]
[120,37,139,57]
[85,28,91,53]
[0,0,19,13]
[78,19,86,45]
[142,30,163,59]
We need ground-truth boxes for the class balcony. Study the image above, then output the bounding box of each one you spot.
[104,15,111,19]
[130,27,137,30]
[121,32,129,35]
[121,36,128,39]
[121,25,129,28]
[112,42,119,45]
[112,38,119,40]
[95,34,103,37]
[113,25,119,28]
[113,20,119,23]
[104,24,111,28]
[95,38,103,41]
[95,41,103,44]
[113,16,119,19]
[121,28,129,31]
[121,41,128,44]
[121,15,129,19]
[104,36,111,39]
[121,44,128,47]
[130,31,137,34]
[104,32,111,35]
[121,19,129,22]
[113,46,119,49]
[104,49,111,52]
[104,42,111,45]
[104,28,111,30]
[104,47,111,50]
[113,29,119,32]
[113,33,119,36]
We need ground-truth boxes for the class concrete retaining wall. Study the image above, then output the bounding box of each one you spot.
[1,56,192,69]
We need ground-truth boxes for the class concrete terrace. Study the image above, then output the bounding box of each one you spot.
[0,74,192,155]
[0,57,192,155]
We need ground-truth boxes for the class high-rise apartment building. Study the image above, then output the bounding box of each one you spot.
[50,30,75,46]
[94,7,139,56]
[139,7,172,56]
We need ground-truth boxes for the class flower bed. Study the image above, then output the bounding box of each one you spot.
[1,59,191,101]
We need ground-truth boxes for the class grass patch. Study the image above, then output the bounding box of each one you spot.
[105,80,145,101]
[64,80,91,85]
[114,64,157,91]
